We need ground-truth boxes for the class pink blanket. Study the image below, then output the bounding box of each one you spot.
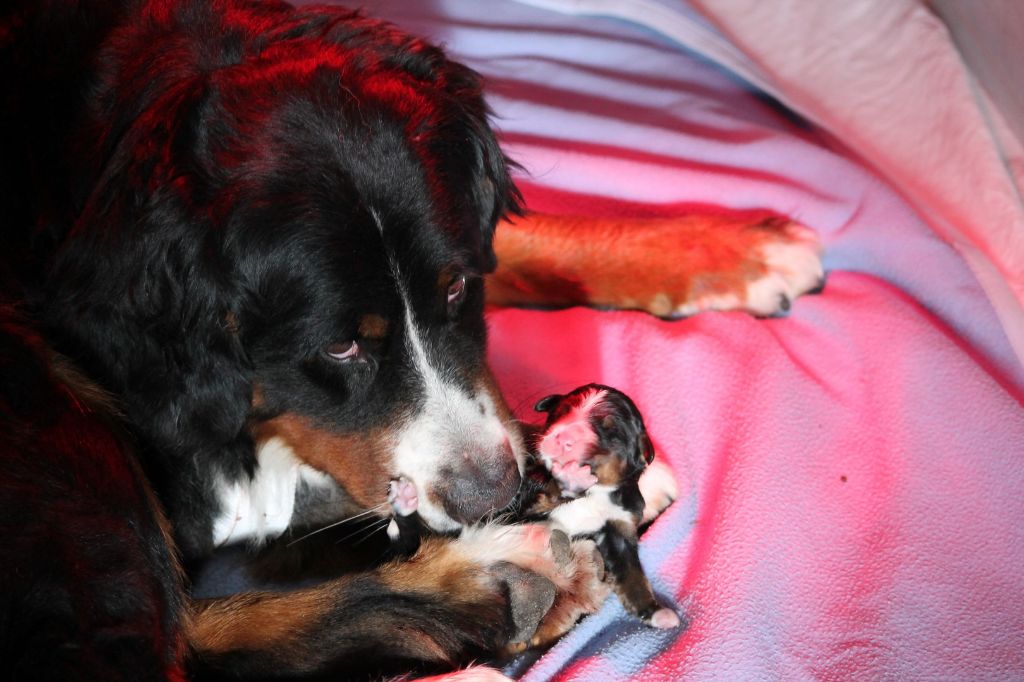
[337,1,1024,678]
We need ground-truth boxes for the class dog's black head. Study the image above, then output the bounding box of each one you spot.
[39,3,524,557]
[534,384,654,487]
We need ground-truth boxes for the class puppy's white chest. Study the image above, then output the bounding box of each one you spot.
[548,485,634,536]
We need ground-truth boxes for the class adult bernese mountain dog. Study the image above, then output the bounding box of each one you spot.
[0,0,823,679]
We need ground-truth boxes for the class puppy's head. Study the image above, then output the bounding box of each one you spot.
[47,7,524,551]
[535,384,654,487]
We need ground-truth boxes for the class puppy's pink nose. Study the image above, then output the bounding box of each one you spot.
[546,421,593,463]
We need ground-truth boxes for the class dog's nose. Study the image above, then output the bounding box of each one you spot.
[439,440,521,524]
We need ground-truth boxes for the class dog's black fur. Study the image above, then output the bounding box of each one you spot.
[0,1,605,679]
[4,0,522,560]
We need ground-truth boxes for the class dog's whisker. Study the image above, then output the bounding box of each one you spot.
[337,518,389,547]
[287,503,388,546]
[352,518,391,547]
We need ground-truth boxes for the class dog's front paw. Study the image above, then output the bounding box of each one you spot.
[509,538,611,652]
[490,210,824,318]
[672,217,824,318]
[739,218,825,317]
[448,524,579,647]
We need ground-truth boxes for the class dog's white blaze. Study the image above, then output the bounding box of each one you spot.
[376,244,524,532]
[391,288,523,531]
[548,485,635,536]
[374,210,524,531]
[211,436,333,546]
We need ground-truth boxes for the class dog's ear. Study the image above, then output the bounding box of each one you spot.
[437,59,523,274]
[534,394,563,413]
[471,128,523,273]
[44,84,254,560]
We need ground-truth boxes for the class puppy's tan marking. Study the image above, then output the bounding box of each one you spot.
[591,454,628,486]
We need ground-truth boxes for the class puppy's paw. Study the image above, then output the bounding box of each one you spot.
[639,459,678,525]
[388,476,419,517]
[648,606,681,629]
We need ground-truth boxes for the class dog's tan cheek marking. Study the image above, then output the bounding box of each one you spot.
[254,414,393,509]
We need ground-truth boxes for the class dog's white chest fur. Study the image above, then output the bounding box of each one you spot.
[212,436,332,546]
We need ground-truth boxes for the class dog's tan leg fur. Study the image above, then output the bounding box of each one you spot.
[489,212,823,317]
[189,525,574,676]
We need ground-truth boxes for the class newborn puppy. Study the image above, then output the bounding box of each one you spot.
[524,384,679,630]
[385,384,678,635]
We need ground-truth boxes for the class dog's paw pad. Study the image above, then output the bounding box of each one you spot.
[548,528,571,566]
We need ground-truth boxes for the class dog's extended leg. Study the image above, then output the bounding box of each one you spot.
[189,525,602,679]
[489,211,823,317]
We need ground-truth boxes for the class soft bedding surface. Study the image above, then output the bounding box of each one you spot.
[321,1,1024,679]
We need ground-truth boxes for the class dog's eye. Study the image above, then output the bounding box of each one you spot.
[325,340,359,361]
[447,275,467,316]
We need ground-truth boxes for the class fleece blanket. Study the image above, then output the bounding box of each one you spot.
[311,1,1024,679]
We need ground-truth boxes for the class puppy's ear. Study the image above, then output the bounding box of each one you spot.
[640,432,655,465]
[534,394,564,413]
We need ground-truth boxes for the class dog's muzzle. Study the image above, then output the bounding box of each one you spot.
[437,439,521,524]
